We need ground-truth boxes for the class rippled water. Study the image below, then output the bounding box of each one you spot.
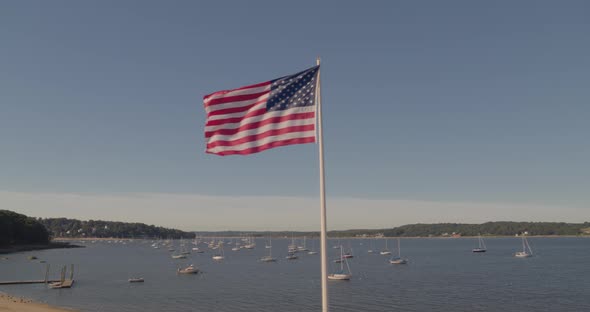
[1,237,589,311]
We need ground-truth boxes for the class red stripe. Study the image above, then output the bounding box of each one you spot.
[203,81,271,101]
[205,90,270,107]
[205,112,315,138]
[206,124,315,148]
[206,108,267,127]
[207,98,267,118]
[206,137,316,156]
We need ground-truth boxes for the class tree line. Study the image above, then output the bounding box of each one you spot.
[328,221,590,237]
[39,217,195,239]
[0,210,50,245]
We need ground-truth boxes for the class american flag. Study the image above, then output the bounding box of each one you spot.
[203,66,319,156]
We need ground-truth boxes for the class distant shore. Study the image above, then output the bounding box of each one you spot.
[51,234,589,240]
[0,292,76,312]
[0,242,84,254]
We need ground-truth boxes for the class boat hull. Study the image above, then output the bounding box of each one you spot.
[389,259,407,264]
[328,274,351,280]
[515,252,532,258]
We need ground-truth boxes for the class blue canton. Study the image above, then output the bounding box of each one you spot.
[267,66,319,112]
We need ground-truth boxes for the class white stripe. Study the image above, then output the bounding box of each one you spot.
[208,102,266,121]
[205,93,269,114]
[206,131,316,154]
[204,84,271,104]
[205,106,315,133]
[207,118,315,143]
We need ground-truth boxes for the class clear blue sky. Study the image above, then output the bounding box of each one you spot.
[1,1,588,230]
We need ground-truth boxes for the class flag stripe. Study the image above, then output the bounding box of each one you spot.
[205,91,270,107]
[205,93,269,114]
[207,125,315,149]
[206,107,314,131]
[206,107,267,124]
[207,100,266,118]
[207,119,315,143]
[206,134,316,156]
[203,82,271,103]
[205,111,315,138]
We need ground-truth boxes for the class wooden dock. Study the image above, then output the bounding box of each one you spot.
[0,279,74,288]
[48,279,74,289]
[0,279,61,285]
[0,263,75,288]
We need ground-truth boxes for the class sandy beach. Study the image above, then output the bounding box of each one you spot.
[0,292,76,312]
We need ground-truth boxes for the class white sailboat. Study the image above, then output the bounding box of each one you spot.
[171,241,187,259]
[286,238,298,260]
[298,236,309,251]
[380,238,392,255]
[180,239,191,255]
[243,236,256,249]
[389,237,408,264]
[212,242,225,261]
[472,234,487,253]
[308,238,318,255]
[367,238,375,253]
[328,246,352,281]
[288,233,297,253]
[260,236,276,262]
[514,235,533,258]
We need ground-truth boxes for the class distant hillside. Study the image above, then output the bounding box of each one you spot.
[194,222,590,238]
[0,210,50,245]
[330,221,590,237]
[40,218,195,239]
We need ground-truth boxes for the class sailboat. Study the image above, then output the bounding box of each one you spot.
[288,233,298,253]
[472,234,487,253]
[180,239,191,255]
[367,238,375,253]
[389,237,408,264]
[380,239,392,255]
[212,242,225,261]
[171,241,187,259]
[342,246,353,259]
[328,246,352,280]
[308,238,318,255]
[286,238,298,260]
[514,235,533,258]
[298,236,309,252]
[243,236,256,249]
[260,236,277,262]
[332,239,340,249]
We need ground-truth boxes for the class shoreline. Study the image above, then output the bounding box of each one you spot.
[0,242,84,255]
[52,235,589,240]
[0,292,77,312]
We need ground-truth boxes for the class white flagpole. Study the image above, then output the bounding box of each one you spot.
[315,57,329,312]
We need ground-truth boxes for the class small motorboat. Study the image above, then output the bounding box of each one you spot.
[285,253,298,260]
[128,278,145,283]
[177,264,199,274]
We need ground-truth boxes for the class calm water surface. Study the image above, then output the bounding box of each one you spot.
[1,237,589,311]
